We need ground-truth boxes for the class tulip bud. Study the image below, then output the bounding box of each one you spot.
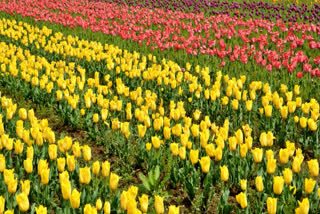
[240,179,247,191]
[24,158,33,174]
[35,205,47,214]
[16,193,29,212]
[295,198,309,214]
[168,205,179,214]
[57,158,65,173]
[220,165,229,182]
[279,148,289,164]
[92,161,100,176]
[199,156,211,173]
[109,173,120,190]
[139,194,148,213]
[70,189,81,209]
[251,148,263,163]
[79,167,91,184]
[307,159,319,177]
[267,197,277,214]
[283,168,292,184]
[102,161,110,177]
[255,176,264,192]
[103,201,111,214]
[273,176,284,195]
[236,192,247,209]
[0,196,4,214]
[190,150,199,165]
[304,178,316,194]
[96,198,102,211]
[154,196,164,214]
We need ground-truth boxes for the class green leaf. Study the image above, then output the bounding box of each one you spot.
[139,173,151,191]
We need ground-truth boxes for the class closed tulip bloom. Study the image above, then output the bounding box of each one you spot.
[288,101,296,113]
[96,198,103,211]
[14,140,24,154]
[266,150,274,160]
[264,105,272,117]
[220,165,229,182]
[295,198,309,214]
[21,180,31,196]
[228,137,237,151]
[170,143,179,156]
[240,179,247,191]
[273,176,284,195]
[57,158,65,173]
[168,205,179,214]
[304,178,316,194]
[245,100,252,111]
[0,196,4,214]
[236,192,247,209]
[232,99,239,110]
[307,159,319,177]
[151,136,161,149]
[235,129,243,145]
[16,193,29,212]
[41,168,50,185]
[205,144,215,157]
[267,197,277,214]
[299,117,307,128]
[103,201,111,214]
[72,142,81,158]
[61,180,71,200]
[190,150,199,165]
[191,124,199,137]
[154,196,164,214]
[259,132,268,147]
[307,118,317,131]
[101,161,110,177]
[139,194,148,213]
[92,161,100,176]
[120,191,127,210]
[79,167,91,184]
[48,144,57,160]
[199,156,211,173]
[84,204,97,214]
[26,146,34,160]
[109,173,120,190]
[24,158,33,174]
[138,125,147,138]
[279,148,289,164]
[82,145,91,161]
[7,177,17,194]
[267,158,277,174]
[67,155,76,172]
[214,146,223,161]
[252,148,263,163]
[280,106,288,119]
[240,144,248,158]
[58,171,69,183]
[179,147,186,160]
[35,205,47,214]
[283,168,293,184]
[318,188,320,200]
[19,108,27,120]
[93,114,99,123]
[292,155,304,173]
[37,159,48,175]
[70,189,81,209]
[0,154,5,172]
[163,126,171,140]
[255,176,264,192]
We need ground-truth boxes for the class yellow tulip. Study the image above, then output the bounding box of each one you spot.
[138,125,146,138]
[146,143,152,151]
[267,158,277,174]
[199,156,211,173]
[232,99,239,110]
[245,100,252,111]
[7,177,17,194]
[102,161,110,177]
[264,105,272,117]
[37,159,48,175]
[48,144,57,160]
[236,192,247,209]
[299,117,307,128]
[191,124,199,137]
[292,155,303,173]
[57,158,65,173]
[70,189,81,209]
[79,167,91,184]
[170,143,179,156]
[220,165,229,182]
[179,147,186,160]
[14,140,24,155]
[84,204,97,214]
[307,118,317,131]
[16,193,29,212]
[92,161,100,176]
[307,159,319,177]
[295,198,309,214]
[193,110,201,121]
[61,180,71,200]
[240,143,248,158]
[273,176,284,195]
[302,103,310,114]
[154,196,164,214]
[214,146,223,161]
[190,150,199,165]
[0,196,4,214]
[255,176,264,192]
[280,106,288,119]
[139,194,148,213]
[252,148,263,163]
[24,158,33,174]
[96,198,103,211]
[283,168,293,184]
[267,197,277,214]
[304,178,316,194]
[0,154,5,172]
[288,101,296,113]
[109,173,120,190]
[41,168,50,185]
[67,155,76,172]
[21,180,31,196]
[19,108,27,120]
[235,129,243,145]
[26,146,34,160]
[240,179,247,191]
[168,205,179,214]
[103,201,111,214]
[228,137,237,151]
[82,145,92,161]
[35,205,47,214]
[318,188,320,200]
[279,148,289,164]
[93,113,99,123]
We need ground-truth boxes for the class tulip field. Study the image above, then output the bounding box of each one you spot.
[0,0,320,213]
